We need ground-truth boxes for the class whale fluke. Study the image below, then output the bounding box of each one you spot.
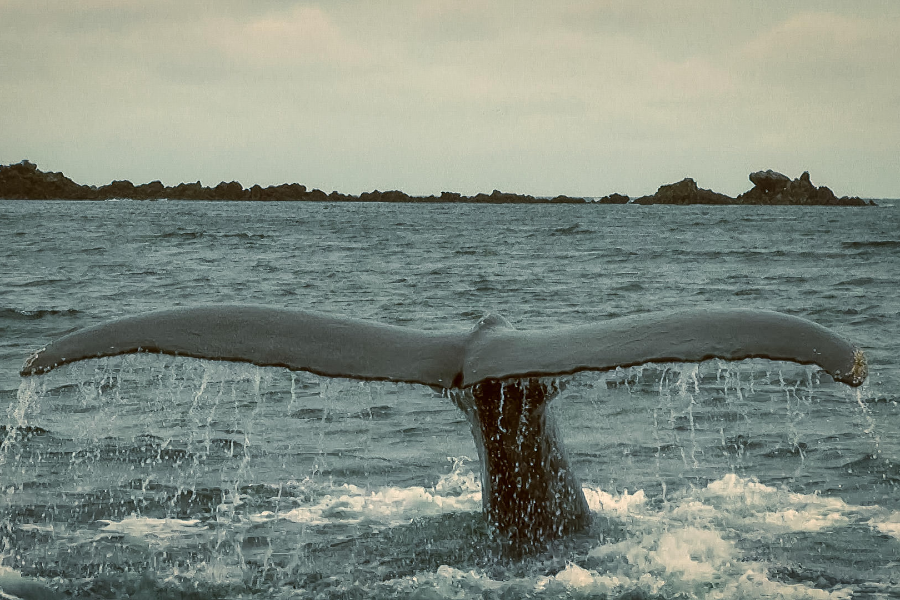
[21,306,468,386]
[20,306,867,550]
[21,306,866,386]
[468,308,867,387]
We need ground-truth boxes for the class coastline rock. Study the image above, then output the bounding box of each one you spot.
[548,194,587,203]
[268,182,308,200]
[98,179,137,199]
[358,190,412,203]
[634,178,733,205]
[596,193,629,204]
[170,181,208,200]
[211,181,245,200]
[0,160,97,199]
[134,180,166,198]
[471,189,539,204]
[748,170,791,194]
[738,170,871,206]
[0,160,876,205]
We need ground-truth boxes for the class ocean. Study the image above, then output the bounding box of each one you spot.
[1,199,898,599]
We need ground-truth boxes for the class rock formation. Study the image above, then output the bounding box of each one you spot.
[0,161,593,203]
[596,193,630,204]
[0,160,875,205]
[748,169,791,194]
[0,160,97,200]
[632,171,873,206]
[634,178,732,205]
[737,170,870,206]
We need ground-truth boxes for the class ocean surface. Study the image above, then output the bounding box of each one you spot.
[1,199,898,599]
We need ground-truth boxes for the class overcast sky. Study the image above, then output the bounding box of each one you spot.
[2,1,898,198]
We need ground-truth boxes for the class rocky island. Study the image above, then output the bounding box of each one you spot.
[633,170,872,206]
[0,160,875,206]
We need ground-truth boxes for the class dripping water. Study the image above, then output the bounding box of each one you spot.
[1,356,892,599]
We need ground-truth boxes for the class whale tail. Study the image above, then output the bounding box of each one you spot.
[19,305,867,550]
[21,306,867,388]
[453,378,591,549]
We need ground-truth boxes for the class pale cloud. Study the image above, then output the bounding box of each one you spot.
[727,11,900,156]
[211,5,372,70]
[739,11,900,91]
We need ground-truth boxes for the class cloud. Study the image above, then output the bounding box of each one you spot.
[725,11,900,155]
[739,11,900,92]
[209,5,372,71]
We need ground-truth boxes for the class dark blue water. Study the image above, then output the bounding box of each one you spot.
[1,200,898,598]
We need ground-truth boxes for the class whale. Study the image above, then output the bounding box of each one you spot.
[21,306,867,550]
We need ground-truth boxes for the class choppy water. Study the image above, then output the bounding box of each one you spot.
[1,200,898,599]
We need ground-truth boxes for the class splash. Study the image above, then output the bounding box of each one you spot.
[1,356,893,598]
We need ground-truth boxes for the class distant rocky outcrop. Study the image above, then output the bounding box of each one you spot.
[634,178,731,205]
[596,193,630,204]
[737,170,870,206]
[0,160,591,204]
[632,170,873,206]
[748,169,791,193]
[0,160,97,200]
[0,160,875,205]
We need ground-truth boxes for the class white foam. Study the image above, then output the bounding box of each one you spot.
[0,567,24,580]
[585,527,735,596]
[583,486,646,516]
[72,472,884,598]
[16,523,54,534]
[718,570,853,600]
[383,473,874,598]
[280,482,482,526]
[95,515,206,545]
[698,474,863,534]
[394,551,853,600]
[537,563,664,597]
[279,464,482,527]
[868,511,900,540]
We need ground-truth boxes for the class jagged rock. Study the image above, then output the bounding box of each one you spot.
[167,181,205,200]
[0,160,97,199]
[749,170,791,194]
[98,179,137,198]
[548,195,587,203]
[0,160,875,205]
[134,181,166,198]
[211,181,246,200]
[738,170,870,206]
[358,190,412,203]
[247,184,264,201]
[634,178,733,205]
[470,189,541,204]
[304,189,329,202]
[273,183,308,199]
[596,193,629,204]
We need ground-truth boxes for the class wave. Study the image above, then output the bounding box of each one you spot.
[835,277,893,287]
[159,230,204,240]
[28,473,890,598]
[842,454,900,484]
[551,223,596,236]
[0,307,79,321]
[154,230,267,241]
[841,240,900,249]
[5,278,72,288]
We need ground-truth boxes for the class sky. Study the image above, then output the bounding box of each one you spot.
[2,1,898,198]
